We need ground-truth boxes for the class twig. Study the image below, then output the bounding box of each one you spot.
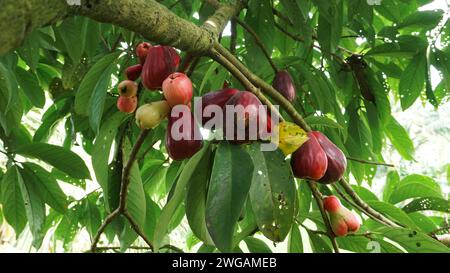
[338,178,399,227]
[234,17,278,73]
[124,211,154,249]
[90,130,151,252]
[346,156,395,167]
[307,181,340,253]
[230,18,237,54]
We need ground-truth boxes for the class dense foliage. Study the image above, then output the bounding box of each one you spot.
[0,0,449,253]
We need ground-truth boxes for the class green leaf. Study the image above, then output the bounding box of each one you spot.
[389,174,442,204]
[316,0,343,54]
[385,116,415,161]
[399,53,426,110]
[366,200,419,230]
[297,180,312,223]
[92,112,128,190]
[244,237,272,253]
[304,116,343,130]
[1,166,27,236]
[14,143,90,179]
[378,227,449,253]
[16,166,46,248]
[397,10,443,31]
[287,225,303,253]
[122,137,146,231]
[22,162,67,214]
[81,194,101,241]
[247,143,296,242]
[408,212,438,233]
[15,67,45,108]
[55,206,81,250]
[383,171,400,202]
[307,231,332,253]
[153,142,211,252]
[17,31,41,71]
[143,195,162,240]
[185,146,214,245]
[336,236,372,253]
[89,65,113,134]
[56,17,88,63]
[206,142,254,252]
[74,52,121,115]
[403,197,450,213]
[244,0,275,69]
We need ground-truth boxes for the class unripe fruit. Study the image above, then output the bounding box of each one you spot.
[201,88,239,126]
[118,80,138,97]
[142,45,181,90]
[162,72,193,107]
[272,70,296,102]
[136,42,152,65]
[166,108,203,160]
[135,101,170,129]
[290,132,328,180]
[323,196,360,237]
[117,96,138,113]
[125,64,143,81]
[311,131,347,183]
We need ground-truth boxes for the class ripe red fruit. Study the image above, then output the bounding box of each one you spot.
[117,96,138,113]
[162,72,193,107]
[311,131,347,183]
[323,195,360,237]
[201,88,239,126]
[136,42,152,65]
[141,45,181,90]
[166,108,203,160]
[272,70,296,102]
[125,64,143,81]
[290,132,328,180]
[118,80,138,97]
[223,91,268,144]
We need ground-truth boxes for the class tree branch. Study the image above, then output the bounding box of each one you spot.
[347,156,395,168]
[91,129,151,252]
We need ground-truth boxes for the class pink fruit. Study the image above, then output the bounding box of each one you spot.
[323,195,360,237]
[272,70,296,102]
[162,72,193,107]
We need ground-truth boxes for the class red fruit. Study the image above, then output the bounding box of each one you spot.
[201,88,239,126]
[311,131,347,184]
[162,72,193,107]
[224,91,268,144]
[117,96,138,113]
[272,70,296,102]
[166,108,203,160]
[290,132,328,180]
[118,80,138,97]
[141,45,181,90]
[136,42,152,65]
[125,64,143,81]
[323,195,360,237]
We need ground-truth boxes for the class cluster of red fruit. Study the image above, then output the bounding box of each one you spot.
[117,42,203,161]
[323,195,360,237]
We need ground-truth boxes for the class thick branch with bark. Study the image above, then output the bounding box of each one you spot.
[0,0,242,55]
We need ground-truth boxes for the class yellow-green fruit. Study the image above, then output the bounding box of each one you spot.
[135,101,170,129]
